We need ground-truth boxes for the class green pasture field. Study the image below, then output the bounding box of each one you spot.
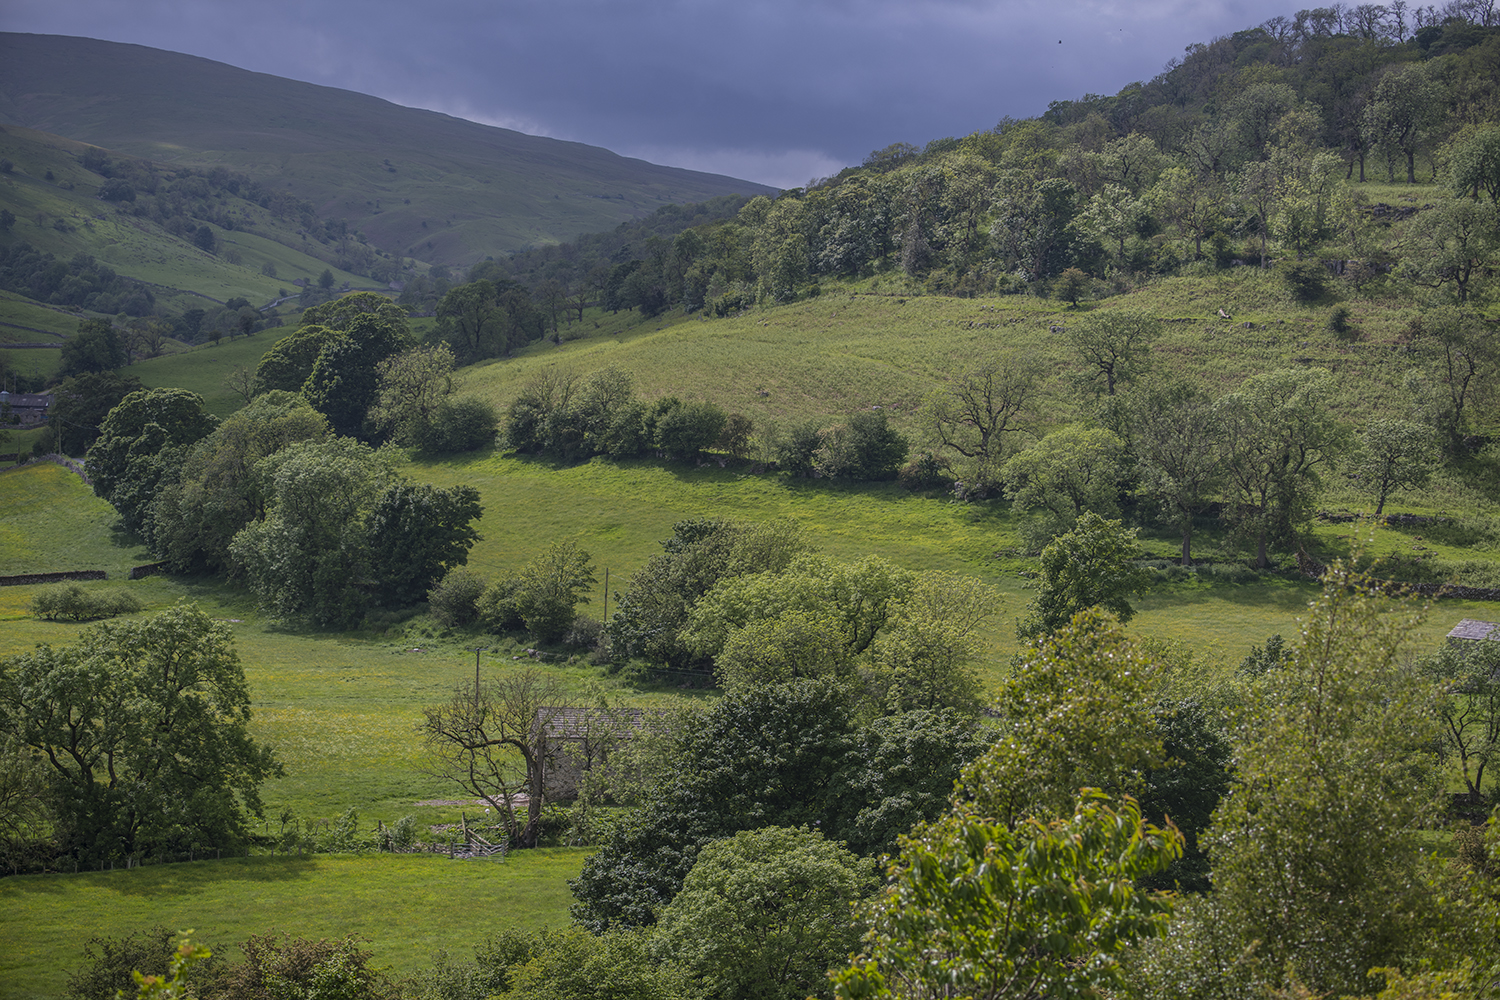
[0,290,77,342]
[0,850,587,1000]
[132,331,281,416]
[4,449,1494,830]
[458,266,1494,444]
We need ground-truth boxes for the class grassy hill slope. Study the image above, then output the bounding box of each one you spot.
[0,34,776,266]
[0,124,375,323]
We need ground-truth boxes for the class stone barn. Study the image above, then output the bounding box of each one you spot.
[535,706,647,802]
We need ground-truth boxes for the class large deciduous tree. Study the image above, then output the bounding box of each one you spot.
[59,319,128,378]
[148,392,329,573]
[1363,62,1445,184]
[1017,512,1149,641]
[368,343,456,446]
[1133,381,1224,566]
[1065,310,1163,399]
[46,371,143,456]
[1136,563,1450,997]
[1002,424,1128,546]
[228,438,480,627]
[0,604,280,861]
[88,388,217,536]
[302,313,410,438]
[922,357,1038,494]
[1215,368,1345,568]
[654,826,878,1000]
[1353,418,1438,516]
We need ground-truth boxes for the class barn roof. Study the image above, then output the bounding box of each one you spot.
[1448,619,1500,642]
[536,706,647,740]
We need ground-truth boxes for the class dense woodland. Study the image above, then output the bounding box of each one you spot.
[7,5,1500,1000]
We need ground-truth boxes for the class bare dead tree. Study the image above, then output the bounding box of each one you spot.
[223,366,259,404]
[925,357,1040,465]
[419,667,573,848]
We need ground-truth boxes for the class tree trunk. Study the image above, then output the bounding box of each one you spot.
[1181,523,1194,567]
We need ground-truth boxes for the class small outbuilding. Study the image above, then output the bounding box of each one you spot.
[1447,619,1500,643]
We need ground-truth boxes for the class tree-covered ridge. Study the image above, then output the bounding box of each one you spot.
[469,6,1500,318]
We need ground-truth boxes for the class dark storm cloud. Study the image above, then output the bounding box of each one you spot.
[3,0,1292,187]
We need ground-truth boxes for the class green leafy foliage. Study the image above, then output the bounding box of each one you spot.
[30,583,142,622]
[608,519,811,673]
[1138,562,1452,997]
[498,927,695,1000]
[654,826,878,1000]
[42,371,143,456]
[87,387,217,535]
[427,568,488,628]
[1017,512,1148,641]
[1002,424,1127,547]
[66,927,219,1000]
[832,790,1180,1000]
[0,603,281,861]
[1215,367,1345,567]
[59,318,129,378]
[479,541,595,642]
[228,438,480,626]
[973,609,1163,828]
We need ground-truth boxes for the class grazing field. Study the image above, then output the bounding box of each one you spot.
[131,330,286,416]
[0,850,588,1000]
[456,266,1490,446]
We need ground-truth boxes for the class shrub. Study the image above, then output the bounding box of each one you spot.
[717,413,754,460]
[428,569,488,628]
[419,397,498,454]
[211,933,392,1000]
[476,578,524,632]
[66,926,221,1000]
[1326,304,1358,341]
[899,450,952,491]
[774,420,823,475]
[563,614,604,650]
[813,411,908,480]
[31,583,143,622]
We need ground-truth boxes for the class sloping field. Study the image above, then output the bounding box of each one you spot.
[0,850,586,1000]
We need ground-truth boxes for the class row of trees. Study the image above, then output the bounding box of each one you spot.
[88,388,483,628]
[248,292,498,449]
[501,365,910,478]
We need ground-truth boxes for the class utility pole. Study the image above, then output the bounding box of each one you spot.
[470,646,486,712]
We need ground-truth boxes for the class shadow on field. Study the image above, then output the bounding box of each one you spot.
[3,856,323,899]
[1134,577,1315,615]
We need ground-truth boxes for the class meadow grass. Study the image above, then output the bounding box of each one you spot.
[456,266,1494,448]
[0,850,587,1000]
[132,331,282,416]
[0,290,78,341]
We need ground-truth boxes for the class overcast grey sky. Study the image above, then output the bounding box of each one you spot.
[4,0,1293,188]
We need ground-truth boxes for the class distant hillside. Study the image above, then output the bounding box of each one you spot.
[0,33,775,267]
